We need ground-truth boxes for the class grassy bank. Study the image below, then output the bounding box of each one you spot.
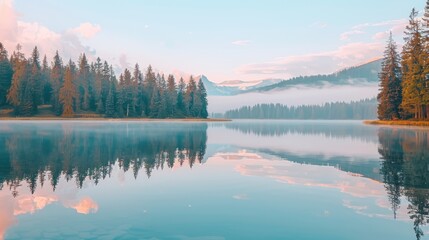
[364,120,429,127]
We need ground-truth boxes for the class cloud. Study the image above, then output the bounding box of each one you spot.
[0,0,98,61]
[67,197,99,215]
[340,30,364,41]
[237,41,383,77]
[69,22,101,39]
[341,19,408,42]
[232,40,251,46]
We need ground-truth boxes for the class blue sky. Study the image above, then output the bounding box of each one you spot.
[0,0,425,82]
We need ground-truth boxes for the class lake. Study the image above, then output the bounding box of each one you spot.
[0,120,428,240]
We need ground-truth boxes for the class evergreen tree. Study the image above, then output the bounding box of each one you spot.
[7,44,28,115]
[378,33,402,120]
[123,68,135,117]
[105,76,117,118]
[144,65,157,116]
[41,55,52,104]
[401,9,426,119]
[197,78,208,118]
[50,51,63,115]
[186,76,197,117]
[176,77,187,117]
[77,54,91,111]
[166,75,177,117]
[0,42,13,107]
[28,46,43,114]
[59,64,77,117]
[133,63,144,116]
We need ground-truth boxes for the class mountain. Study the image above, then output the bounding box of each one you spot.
[218,79,283,90]
[196,59,382,97]
[195,75,240,96]
[246,59,382,93]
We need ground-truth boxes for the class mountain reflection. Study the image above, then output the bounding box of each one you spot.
[379,127,429,240]
[0,122,208,197]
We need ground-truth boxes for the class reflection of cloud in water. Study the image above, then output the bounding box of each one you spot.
[222,151,415,223]
[0,177,99,239]
[66,197,99,215]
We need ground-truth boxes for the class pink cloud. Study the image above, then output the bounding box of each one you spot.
[237,41,383,78]
[69,22,101,39]
[0,0,98,60]
[67,197,99,215]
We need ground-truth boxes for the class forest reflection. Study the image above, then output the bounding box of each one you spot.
[0,122,208,197]
[219,121,378,143]
[379,127,429,240]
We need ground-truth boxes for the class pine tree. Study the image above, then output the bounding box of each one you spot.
[133,63,144,116]
[0,42,13,107]
[166,75,177,117]
[422,0,429,119]
[144,65,157,116]
[50,51,63,115]
[105,77,117,118]
[59,64,77,117]
[41,55,52,104]
[28,46,42,114]
[197,78,208,118]
[123,68,135,117]
[378,33,402,120]
[78,54,91,111]
[186,76,197,117]
[7,44,28,115]
[401,9,426,119]
[176,77,187,117]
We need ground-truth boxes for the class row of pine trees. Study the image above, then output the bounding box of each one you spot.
[378,2,429,120]
[225,98,377,120]
[0,43,208,118]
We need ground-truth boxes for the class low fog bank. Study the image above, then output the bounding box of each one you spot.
[208,84,378,113]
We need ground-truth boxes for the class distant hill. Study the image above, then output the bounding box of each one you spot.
[196,59,382,96]
[246,59,382,93]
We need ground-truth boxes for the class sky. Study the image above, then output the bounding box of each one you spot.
[0,0,425,82]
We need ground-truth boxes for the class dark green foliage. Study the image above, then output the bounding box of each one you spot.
[0,43,208,119]
[225,98,377,120]
[0,43,13,107]
[378,33,402,120]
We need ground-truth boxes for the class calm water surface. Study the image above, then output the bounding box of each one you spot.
[0,120,428,240]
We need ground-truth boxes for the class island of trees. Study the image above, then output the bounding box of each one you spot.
[377,3,429,121]
[0,43,208,119]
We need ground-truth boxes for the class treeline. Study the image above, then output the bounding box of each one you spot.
[378,4,429,120]
[0,43,208,118]
[224,98,377,120]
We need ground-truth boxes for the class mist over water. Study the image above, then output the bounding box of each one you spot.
[208,84,378,113]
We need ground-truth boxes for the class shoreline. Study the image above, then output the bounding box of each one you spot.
[0,117,231,122]
[364,120,429,127]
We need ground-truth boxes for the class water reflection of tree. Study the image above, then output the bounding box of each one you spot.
[0,123,207,196]
[220,121,378,143]
[378,128,429,240]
